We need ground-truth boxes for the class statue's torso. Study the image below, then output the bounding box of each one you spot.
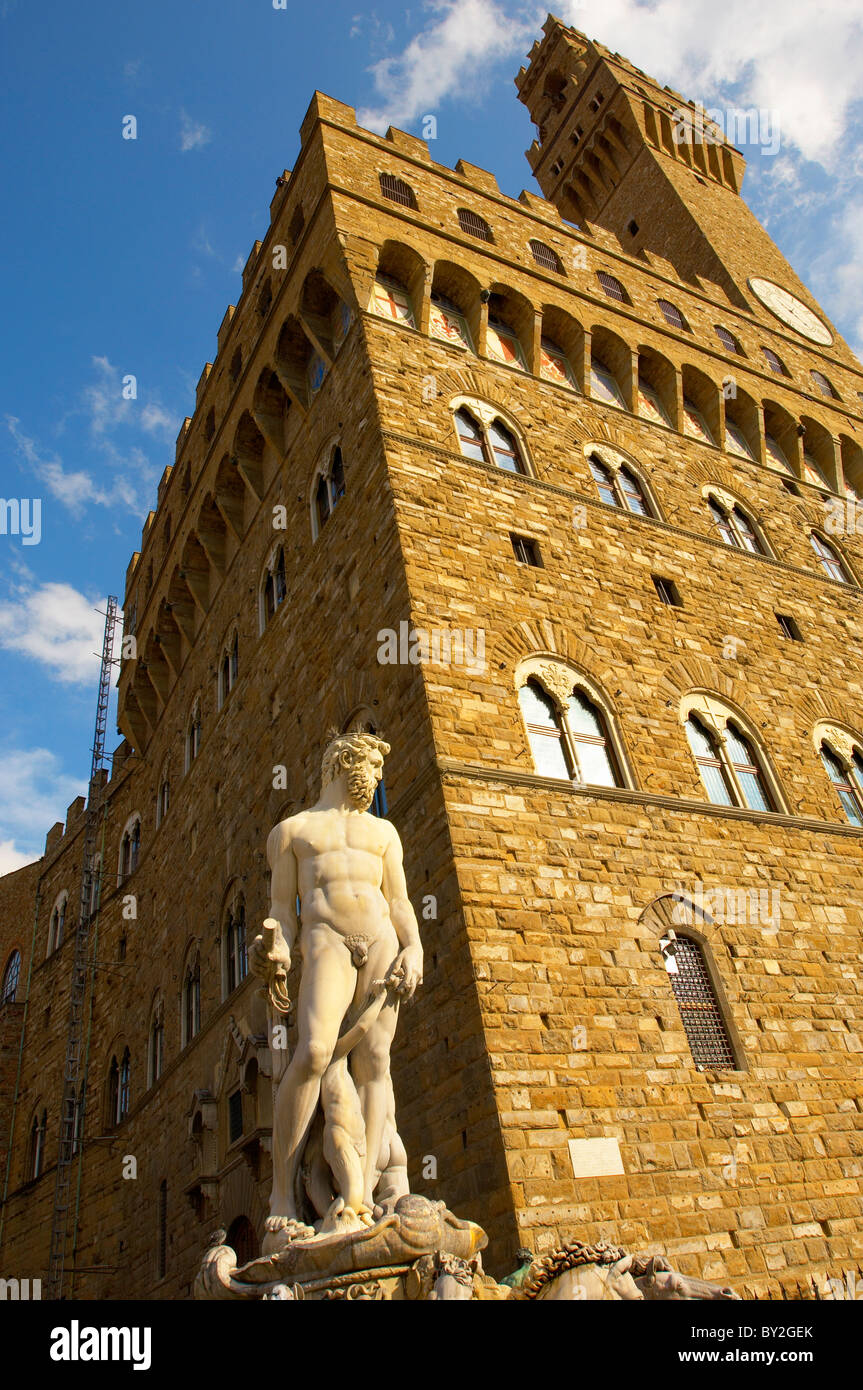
[288,808,395,939]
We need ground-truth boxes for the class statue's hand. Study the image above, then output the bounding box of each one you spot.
[250,918,292,983]
[386,944,423,1000]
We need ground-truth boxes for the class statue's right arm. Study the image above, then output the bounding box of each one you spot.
[266,820,299,955]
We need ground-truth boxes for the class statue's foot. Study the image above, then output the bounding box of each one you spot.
[319,1197,376,1236]
[261,1215,316,1255]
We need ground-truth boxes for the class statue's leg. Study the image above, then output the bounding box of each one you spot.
[350,998,400,1209]
[320,1061,368,1218]
[268,926,355,1228]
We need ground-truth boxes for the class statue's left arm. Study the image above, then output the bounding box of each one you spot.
[381,827,423,999]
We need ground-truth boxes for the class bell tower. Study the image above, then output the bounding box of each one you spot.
[515,15,851,350]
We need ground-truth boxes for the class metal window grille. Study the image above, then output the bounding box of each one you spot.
[597,270,626,301]
[511,533,541,566]
[668,936,736,1068]
[762,347,786,375]
[379,173,417,209]
[811,370,836,398]
[653,575,681,606]
[529,239,563,273]
[457,208,493,241]
[715,324,742,354]
[657,298,688,330]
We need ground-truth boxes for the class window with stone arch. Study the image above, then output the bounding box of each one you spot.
[450,398,530,476]
[810,532,854,585]
[156,759,171,829]
[814,722,863,825]
[681,693,785,813]
[29,1107,47,1179]
[117,813,142,885]
[642,895,743,1071]
[515,658,631,788]
[182,946,201,1046]
[226,1214,260,1266]
[106,1047,131,1126]
[260,543,287,631]
[703,486,769,556]
[2,949,21,1005]
[148,995,165,1087]
[48,890,68,956]
[186,697,202,772]
[218,629,239,709]
[312,444,346,538]
[585,446,659,519]
[223,886,248,997]
[341,708,389,817]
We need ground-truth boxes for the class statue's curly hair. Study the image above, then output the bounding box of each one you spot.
[320,729,391,787]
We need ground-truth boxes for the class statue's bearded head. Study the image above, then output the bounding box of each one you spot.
[321,730,391,810]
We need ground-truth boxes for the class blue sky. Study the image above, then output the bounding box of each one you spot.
[1,0,861,868]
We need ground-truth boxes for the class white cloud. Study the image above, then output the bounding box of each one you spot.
[357,0,537,132]
[0,839,39,874]
[0,582,106,685]
[555,0,863,170]
[180,109,212,152]
[0,746,87,861]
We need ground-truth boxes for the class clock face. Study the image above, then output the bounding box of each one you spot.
[748,277,833,345]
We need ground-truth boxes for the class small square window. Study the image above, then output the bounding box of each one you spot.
[776,613,802,641]
[653,575,682,607]
[511,533,542,567]
[781,478,801,497]
[228,1089,244,1144]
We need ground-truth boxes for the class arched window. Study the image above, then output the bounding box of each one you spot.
[1,949,21,1005]
[225,893,248,995]
[590,356,626,409]
[379,172,417,209]
[457,208,493,242]
[370,274,416,327]
[430,293,473,351]
[148,1000,165,1087]
[810,533,852,584]
[682,396,715,445]
[529,240,564,274]
[707,497,765,554]
[118,1047,131,1121]
[452,407,527,474]
[486,317,526,370]
[183,953,201,1046]
[714,324,744,355]
[118,816,141,884]
[762,346,788,376]
[29,1109,47,1179]
[517,667,627,788]
[657,298,690,331]
[48,893,68,955]
[664,934,738,1069]
[811,369,838,399]
[261,546,287,628]
[226,1215,259,1266]
[219,632,239,708]
[684,702,778,812]
[596,270,627,302]
[186,700,202,771]
[724,419,756,460]
[816,725,863,825]
[156,775,170,828]
[313,447,346,536]
[588,454,653,516]
[539,337,576,388]
[107,1056,119,1126]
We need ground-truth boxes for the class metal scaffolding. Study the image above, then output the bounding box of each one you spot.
[46,596,119,1300]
